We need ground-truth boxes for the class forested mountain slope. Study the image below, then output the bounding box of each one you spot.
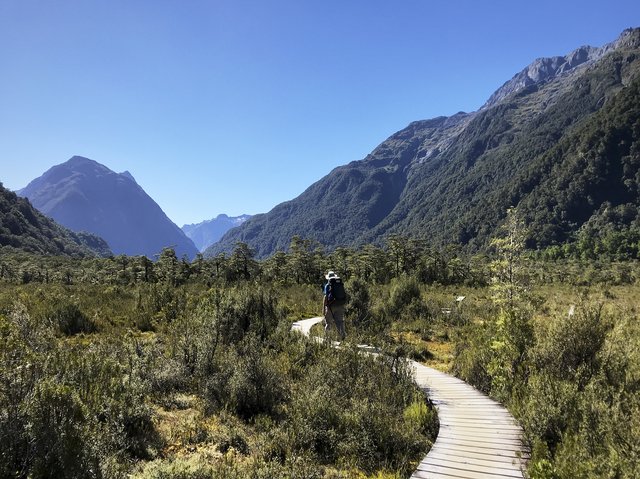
[208,28,640,258]
[20,156,199,259]
[366,29,640,249]
[0,182,111,257]
[207,113,472,257]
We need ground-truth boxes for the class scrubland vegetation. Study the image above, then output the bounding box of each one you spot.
[1,228,640,478]
[0,238,440,479]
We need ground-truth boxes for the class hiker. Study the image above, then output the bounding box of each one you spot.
[323,270,347,341]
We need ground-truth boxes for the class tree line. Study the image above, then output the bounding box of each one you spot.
[0,234,488,288]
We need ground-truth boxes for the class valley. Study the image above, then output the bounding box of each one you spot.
[1,24,640,479]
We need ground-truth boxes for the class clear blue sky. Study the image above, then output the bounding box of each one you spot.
[1,1,638,226]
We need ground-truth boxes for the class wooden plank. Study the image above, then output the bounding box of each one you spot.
[428,446,528,465]
[438,410,516,418]
[419,456,523,478]
[440,428,522,439]
[439,424,524,435]
[431,442,530,460]
[442,417,517,423]
[443,419,521,428]
[437,408,516,416]
[437,429,523,442]
[436,435,523,449]
[431,436,524,453]
[426,450,522,469]
[415,461,522,479]
[439,422,522,434]
[415,458,525,479]
[412,470,475,479]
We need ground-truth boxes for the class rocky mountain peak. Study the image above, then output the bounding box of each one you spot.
[613,27,640,50]
[119,170,137,184]
[67,155,94,164]
[483,27,640,110]
[64,155,109,174]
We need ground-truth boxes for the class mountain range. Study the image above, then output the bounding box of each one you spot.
[182,214,251,252]
[19,156,199,259]
[206,27,640,258]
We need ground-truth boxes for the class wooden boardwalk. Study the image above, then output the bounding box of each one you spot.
[291,317,528,479]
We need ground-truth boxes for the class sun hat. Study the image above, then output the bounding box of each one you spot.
[325,270,338,279]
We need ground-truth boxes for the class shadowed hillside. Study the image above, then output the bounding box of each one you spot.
[0,182,111,257]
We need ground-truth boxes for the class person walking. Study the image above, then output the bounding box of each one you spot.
[323,270,347,341]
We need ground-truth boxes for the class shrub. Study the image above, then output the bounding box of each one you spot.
[386,277,421,319]
[451,321,495,394]
[204,335,287,420]
[49,302,95,335]
[149,357,190,395]
[532,304,610,389]
[517,373,579,451]
[133,453,324,479]
[0,268,439,478]
[26,380,100,478]
[226,341,286,419]
[280,345,433,475]
[403,398,439,439]
[345,278,371,327]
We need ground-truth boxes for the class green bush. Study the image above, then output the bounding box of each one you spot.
[204,335,287,420]
[226,339,286,420]
[149,356,190,395]
[134,453,325,479]
[403,398,439,439]
[345,277,371,327]
[501,304,639,477]
[280,345,434,475]
[532,304,610,389]
[49,302,96,335]
[451,321,495,394]
[27,380,100,478]
[0,307,102,478]
[386,277,421,319]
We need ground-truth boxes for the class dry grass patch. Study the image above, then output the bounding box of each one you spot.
[423,340,454,372]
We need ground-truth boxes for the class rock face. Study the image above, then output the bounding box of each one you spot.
[208,27,640,258]
[484,28,640,109]
[182,214,251,252]
[19,156,199,259]
[483,46,600,108]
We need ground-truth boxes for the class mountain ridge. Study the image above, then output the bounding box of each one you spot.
[483,27,639,109]
[207,27,640,258]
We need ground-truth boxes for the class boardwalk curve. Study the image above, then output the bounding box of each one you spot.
[291,317,528,479]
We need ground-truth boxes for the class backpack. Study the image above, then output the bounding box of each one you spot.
[327,277,347,306]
